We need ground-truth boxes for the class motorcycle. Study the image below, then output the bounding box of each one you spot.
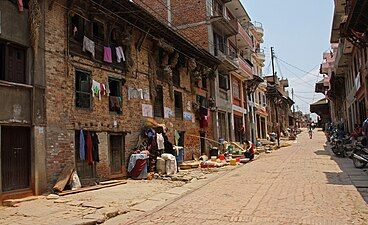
[350,144,368,168]
[331,135,352,157]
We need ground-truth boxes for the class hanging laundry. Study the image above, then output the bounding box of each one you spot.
[200,115,209,129]
[116,46,126,63]
[100,83,106,96]
[17,0,24,12]
[105,82,111,96]
[109,96,122,114]
[85,131,93,165]
[83,36,95,58]
[91,132,100,162]
[174,130,180,146]
[91,80,101,100]
[103,47,113,63]
[73,26,78,36]
[157,133,165,150]
[79,130,85,160]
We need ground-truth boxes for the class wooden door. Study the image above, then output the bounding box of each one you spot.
[1,126,31,192]
[234,115,243,142]
[110,135,124,174]
[75,131,96,184]
[6,45,26,84]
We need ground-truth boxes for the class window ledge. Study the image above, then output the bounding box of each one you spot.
[0,80,33,89]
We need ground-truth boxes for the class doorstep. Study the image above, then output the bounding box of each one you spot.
[1,189,36,206]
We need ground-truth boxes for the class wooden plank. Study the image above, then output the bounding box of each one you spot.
[58,181,127,196]
[53,165,74,192]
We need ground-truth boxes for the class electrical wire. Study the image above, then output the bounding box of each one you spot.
[276,57,315,88]
[275,57,322,77]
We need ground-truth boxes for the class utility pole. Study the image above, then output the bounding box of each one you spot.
[292,88,296,128]
[271,47,280,147]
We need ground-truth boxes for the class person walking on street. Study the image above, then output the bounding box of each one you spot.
[308,124,313,139]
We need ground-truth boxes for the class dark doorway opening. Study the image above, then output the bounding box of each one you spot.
[1,126,31,192]
[110,134,125,174]
[200,131,206,155]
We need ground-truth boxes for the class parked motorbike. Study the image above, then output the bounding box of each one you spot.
[331,136,352,157]
[350,144,368,168]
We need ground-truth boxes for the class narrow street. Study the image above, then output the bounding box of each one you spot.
[123,130,368,225]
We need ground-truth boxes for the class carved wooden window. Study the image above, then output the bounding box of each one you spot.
[108,78,122,114]
[92,20,105,41]
[173,69,180,87]
[71,14,85,42]
[219,73,229,90]
[0,42,26,84]
[174,91,183,119]
[156,49,165,80]
[75,70,91,109]
[154,85,164,118]
[110,28,120,45]
[232,79,240,99]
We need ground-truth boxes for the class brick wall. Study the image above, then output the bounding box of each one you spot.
[137,0,210,51]
[44,1,209,189]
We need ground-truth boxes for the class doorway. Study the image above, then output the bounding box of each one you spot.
[200,132,206,155]
[1,126,31,192]
[75,131,96,184]
[110,134,125,175]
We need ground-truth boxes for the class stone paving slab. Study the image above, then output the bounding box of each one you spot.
[148,192,178,201]
[130,199,168,212]
[165,187,191,195]
[127,130,368,225]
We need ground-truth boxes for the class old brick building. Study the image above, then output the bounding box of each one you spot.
[315,0,368,132]
[0,0,47,200]
[43,0,219,188]
[138,0,266,144]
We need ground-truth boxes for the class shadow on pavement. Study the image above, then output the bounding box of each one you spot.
[321,142,368,203]
[314,149,331,156]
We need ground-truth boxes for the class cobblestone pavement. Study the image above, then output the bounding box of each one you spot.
[0,161,234,225]
[126,130,368,225]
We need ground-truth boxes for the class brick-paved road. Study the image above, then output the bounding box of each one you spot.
[127,130,368,225]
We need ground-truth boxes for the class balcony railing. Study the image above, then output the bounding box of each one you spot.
[210,7,238,36]
[215,44,237,60]
[254,48,265,62]
[238,57,253,77]
[237,22,253,47]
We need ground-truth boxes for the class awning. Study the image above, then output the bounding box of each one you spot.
[341,0,368,46]
[310,98,330,116]
[256,108,268,116]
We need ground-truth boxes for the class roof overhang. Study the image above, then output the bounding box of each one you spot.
[330,0,347,43]
[226,0,251,25]
[102,0,221,67]
[340,0,368,46]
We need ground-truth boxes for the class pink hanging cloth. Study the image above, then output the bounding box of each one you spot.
[17,0,24,12]
[103,47,112,63]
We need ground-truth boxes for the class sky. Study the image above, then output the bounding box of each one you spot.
[242,0,334,118]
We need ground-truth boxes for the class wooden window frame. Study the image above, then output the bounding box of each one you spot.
[75,69,92,109]
[71,14,85,42]
[174,91,183,119]
[108,77,123,113]
[219,73,230,91]
[232,78,241,100]
[92,20,105,42]
[0,42,27,84]
[154,85,164,118]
